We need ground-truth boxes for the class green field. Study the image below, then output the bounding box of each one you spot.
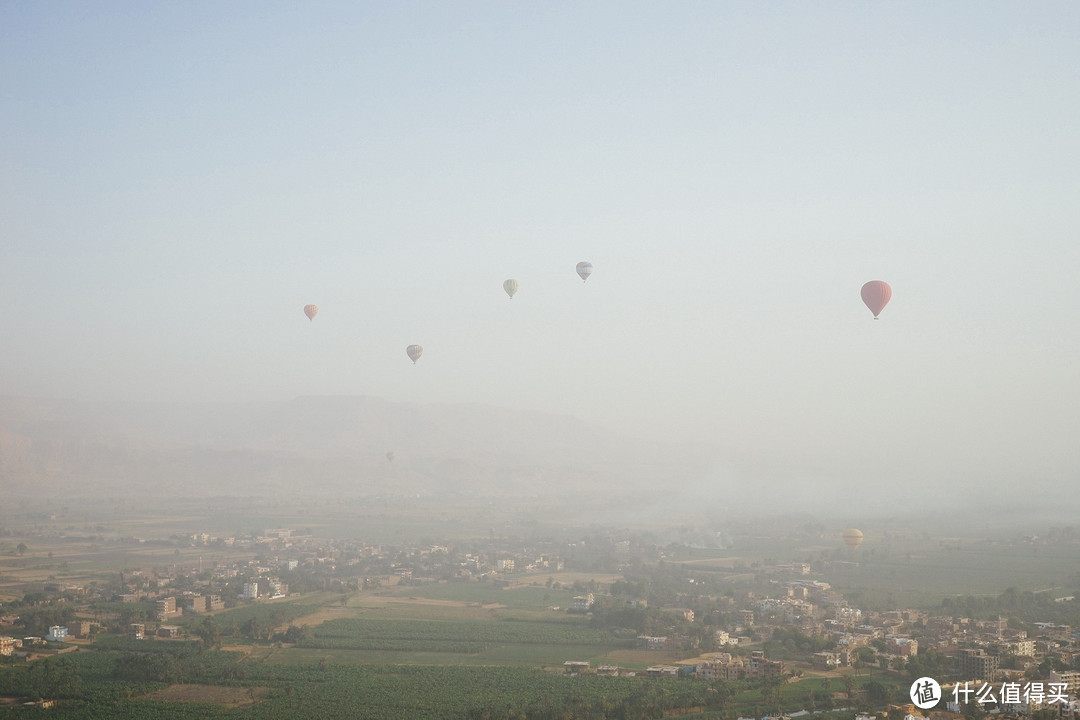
[0,651,736,720]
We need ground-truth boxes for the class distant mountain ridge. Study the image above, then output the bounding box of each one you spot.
[0,395,691,500]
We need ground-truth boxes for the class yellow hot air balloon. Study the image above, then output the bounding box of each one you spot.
[303,304,318,321]
[503,279,519,299]
[842,528,864,550]
[406,345,423,364]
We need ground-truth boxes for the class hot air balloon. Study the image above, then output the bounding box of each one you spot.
[842,528,864,550]
[503,279,519,299]
[576,261,594,282]
[406,345,423,364]
[303,304,319,321]
[860,281,891,319]
[386,451,395,464]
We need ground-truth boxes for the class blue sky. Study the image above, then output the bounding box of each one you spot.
[3,2,1079,497]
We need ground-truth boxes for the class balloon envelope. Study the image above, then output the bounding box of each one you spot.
[406,345,423,364]
[503,279,519,298]
[842,528,864,550]
[860,281,892,318]
[303,304,318,321]
[576,261,594,282]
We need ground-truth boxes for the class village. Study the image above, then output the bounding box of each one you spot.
[3,521,1080,718]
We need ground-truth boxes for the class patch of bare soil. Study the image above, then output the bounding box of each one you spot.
[274,605,353,633]
[390,597,505,609]
[219,644,253,654]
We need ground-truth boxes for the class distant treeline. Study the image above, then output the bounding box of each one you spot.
[939,586,1080,627]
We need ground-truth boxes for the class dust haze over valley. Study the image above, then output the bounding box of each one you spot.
[0,394,685,504]
[0,393,1073,531]
[3,2,1079,537]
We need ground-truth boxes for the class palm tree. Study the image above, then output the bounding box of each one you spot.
[762,673,788,715]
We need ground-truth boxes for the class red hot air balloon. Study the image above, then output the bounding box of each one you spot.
[860,281,892,319]
[303,304,319,321]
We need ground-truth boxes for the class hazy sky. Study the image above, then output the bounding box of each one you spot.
[3,2,1079,494]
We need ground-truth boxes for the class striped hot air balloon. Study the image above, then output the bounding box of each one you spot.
[406,345,423,364]
[503,279,519,299]
[303,304,318,321]
[576,261,594,282]
[842,528,864,550]
[860,281,891,319]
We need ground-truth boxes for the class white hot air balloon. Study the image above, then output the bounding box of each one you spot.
[406,345,423,364]
[576,261,593,282]
[503,279,519,299]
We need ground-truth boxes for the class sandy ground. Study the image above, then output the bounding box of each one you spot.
[274,596,507,635]
[273,605,354,633]
[387,596,504,609]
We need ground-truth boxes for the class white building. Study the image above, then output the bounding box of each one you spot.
[715,630,738,645]
[834,606,862,625]
[573,593,595,611]
[46,626,68,642]
[243,582,259,600]
[1008,639,1036,657]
